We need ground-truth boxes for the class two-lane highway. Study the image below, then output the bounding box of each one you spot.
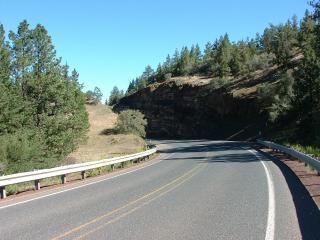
[0,140,306,239]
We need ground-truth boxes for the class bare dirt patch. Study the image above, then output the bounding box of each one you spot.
[66,104,145,163]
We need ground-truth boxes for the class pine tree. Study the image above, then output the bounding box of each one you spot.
[9,20,33,97]
[1,21,88,172]
[108,86,124,105]
[172,48,181,76]
[190,44,202,73]
[216,34,232,78]
[163,54,172,74]
[203,41,213,62]
[177,47,191,75]
[127,79,136,94]
[294,7,320,141]
[0,23,11,83]
[142,65,154,84]
[93,87,103,103]
[156,63,164,82]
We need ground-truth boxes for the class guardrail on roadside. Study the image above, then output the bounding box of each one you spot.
[257,139,320,175]
[0,146,157,199]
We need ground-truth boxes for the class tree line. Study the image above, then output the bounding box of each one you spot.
[258,2,320,145]
[106,8,299,103]
[0,20,89,174]
[121,15,298,95]
[114,1,320,146]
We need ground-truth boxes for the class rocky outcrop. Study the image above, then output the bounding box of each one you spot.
[114,79,267,140]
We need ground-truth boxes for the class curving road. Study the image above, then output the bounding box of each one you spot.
[0,140,318,240]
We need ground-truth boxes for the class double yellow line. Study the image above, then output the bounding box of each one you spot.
[52,163,205,240]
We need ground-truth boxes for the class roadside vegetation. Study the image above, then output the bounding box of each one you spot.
[280,142,320,159]
[67,104,146,164]
[0,20,148,177]
[0,21,89,175]
[115,110,147,138]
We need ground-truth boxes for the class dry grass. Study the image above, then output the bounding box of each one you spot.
[153,66,282,99]
[66,104,145,163]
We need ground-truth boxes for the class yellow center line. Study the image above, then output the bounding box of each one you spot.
[75,163,206,240]
[51,164,203,240]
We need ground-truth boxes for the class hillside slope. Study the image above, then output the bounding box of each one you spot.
[115,67,284,140]
[66,104,145,163]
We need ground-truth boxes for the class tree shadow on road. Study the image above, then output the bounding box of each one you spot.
[160,140,320,239]
[159,141,265,163]
[158,141,247,154]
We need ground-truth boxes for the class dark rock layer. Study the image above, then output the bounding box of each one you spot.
[114,81,266,140]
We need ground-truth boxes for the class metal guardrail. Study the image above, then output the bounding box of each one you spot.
[257,139,320,175]
[0,146,157,199]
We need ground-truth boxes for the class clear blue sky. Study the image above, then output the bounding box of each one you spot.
[0,0,310,100]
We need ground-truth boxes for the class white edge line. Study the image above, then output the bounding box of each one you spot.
[249,149,275,240]
[0,153,175,210]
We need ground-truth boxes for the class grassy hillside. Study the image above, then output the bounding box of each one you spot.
[115,62,289,140]
[66,104,145,164]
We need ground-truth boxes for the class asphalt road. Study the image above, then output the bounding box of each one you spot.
[0,140,318,240]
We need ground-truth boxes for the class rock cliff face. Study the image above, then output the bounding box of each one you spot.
[115,77,268,140]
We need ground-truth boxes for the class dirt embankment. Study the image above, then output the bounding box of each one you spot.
[114,67,283,140]
[66,104,145,163]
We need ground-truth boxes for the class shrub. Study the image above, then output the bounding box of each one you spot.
[115,110,147,138]
[210,78,230,89]
[0,131,49,174]
[164,73,172,81]
[247,53,275,72]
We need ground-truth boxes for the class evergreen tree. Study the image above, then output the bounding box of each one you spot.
[190,44,202,71]
[93,87,103,103]
[0,24,11,83]
[1,20,88,172]
[176,47,191,75]
[127,79,136,94]
[108,86,124,105]
[9,20,33,97]
[156,63,164,82]
[294,7,320,141]
[216,34,232,78]
[86,86,103,104]
[141,65,154,84]
[172,48,181,76]
[163,54,172,74]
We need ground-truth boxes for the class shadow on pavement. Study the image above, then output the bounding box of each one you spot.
[158,141,247,154]
[159,141,264,163]
[258,150,320,240]
[160,139,320,239]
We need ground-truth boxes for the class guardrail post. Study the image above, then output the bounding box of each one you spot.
[61,174,67,184]
[35,180,40,190]
[111,164,115,171]
[81,171,86,180]
[0,186,6,199]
